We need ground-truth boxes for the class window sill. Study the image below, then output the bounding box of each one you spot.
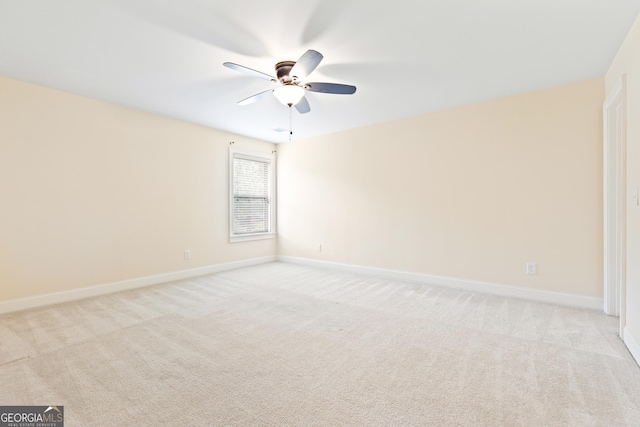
[230,233,276,243]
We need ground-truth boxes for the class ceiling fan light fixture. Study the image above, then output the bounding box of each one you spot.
[224,50,356,115]
[273,84,305,106]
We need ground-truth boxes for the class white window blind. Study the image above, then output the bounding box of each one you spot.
[230,149,275,241]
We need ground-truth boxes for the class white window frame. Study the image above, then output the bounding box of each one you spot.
[229,147,276,243]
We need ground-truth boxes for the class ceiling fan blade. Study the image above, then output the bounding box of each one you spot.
[305,82,356,95]
[223,62,276,82]
[238,89,273,106]
[295,96,311,114]
[290,50,323,80]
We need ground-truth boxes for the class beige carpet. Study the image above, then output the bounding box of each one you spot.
[1,262,639,426]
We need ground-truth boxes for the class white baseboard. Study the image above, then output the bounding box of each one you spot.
[2,255,604,315]
[624,327,640,366]
[277,256,603,310]
[0,256,276,315]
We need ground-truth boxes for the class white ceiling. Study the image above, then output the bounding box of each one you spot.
[0,0,638,143]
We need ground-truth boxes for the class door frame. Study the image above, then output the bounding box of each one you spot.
[603,75,626,336]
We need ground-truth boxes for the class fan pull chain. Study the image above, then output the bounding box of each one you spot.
[289,105,293,141]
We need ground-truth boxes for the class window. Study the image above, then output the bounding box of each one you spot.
[229,147,275,242]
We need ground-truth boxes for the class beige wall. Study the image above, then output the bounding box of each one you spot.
[606,13,640,345]
[0,73,607,304]
[0,76,275,302]
[277,78,604,297]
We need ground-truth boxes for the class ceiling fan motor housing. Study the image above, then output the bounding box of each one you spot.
[276,61,295,84]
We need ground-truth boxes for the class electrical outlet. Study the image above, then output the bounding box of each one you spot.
[526,263,537,275]
[184,250,191,260]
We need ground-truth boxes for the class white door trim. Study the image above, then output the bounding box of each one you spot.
[603,75,626,333]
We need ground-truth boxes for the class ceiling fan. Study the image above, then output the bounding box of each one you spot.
[223,49,356,114]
